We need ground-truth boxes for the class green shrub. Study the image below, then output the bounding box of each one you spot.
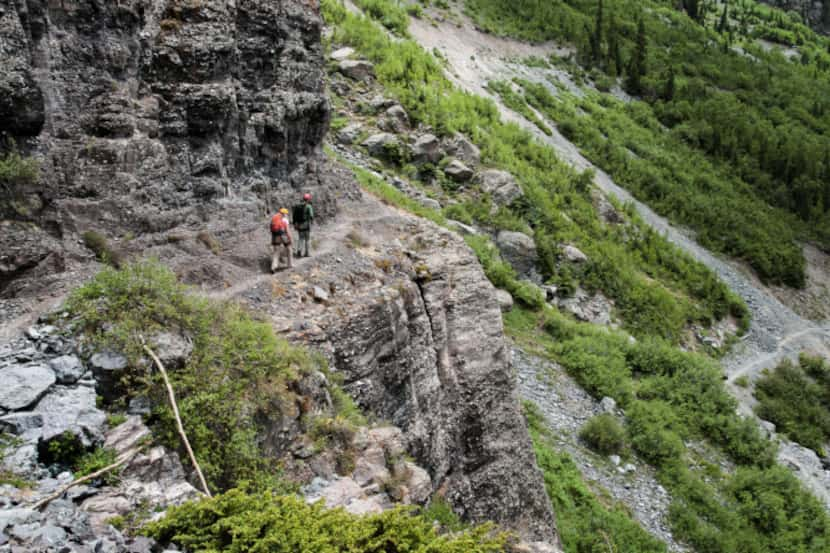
[82,230,125,267]
[144,489,508,552]
[0,151,38,193]
[75,447,120,484]
[66,260,321,492]
[422,498,466,532]
[579,414,626,455]
[755,356,830,453]
[626,401,684,467]
[524,402,668,553]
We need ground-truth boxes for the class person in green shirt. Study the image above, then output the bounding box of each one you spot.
[293,193,315,258]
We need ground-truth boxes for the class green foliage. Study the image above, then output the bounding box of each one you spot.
[40,431,86,467]
[323,0,749,343]
[75,447,120,484]
[0,151,40,211]
[465,235,545,309]
[421,498,467,533]
[82,230,125,268]
[579,413,626,455]
[524,402,668,553]
[145,488,508,552]
[464,0,830,287]
[353,0,410,36]
[755,355,830,453]
[509,307,829,552]
[487,80,552,135]
[106,413,128,428]
[66,260,320,492]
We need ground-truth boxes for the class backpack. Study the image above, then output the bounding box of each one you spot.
[292,203,309,225]
[270,214,286,234]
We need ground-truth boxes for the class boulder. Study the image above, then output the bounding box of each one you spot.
[0,364,55,411]
[561,245,588,263]
[312,286,330,304]
[496,231,538,277]
[384,105,409,133]
[338,60,375,81]
[599,396,617,414]
[404,462,431,504]
[361,133,399,160]
[444,159,474,182]
[88,351,128,403]
[150,332,193,369]
[0,412,44,435]
[495,289,514,312]
[0,509,40,533]
[48,355,85,385]
[478,169,523,206]
[34,386,108,447]
[411,134,442,165]
[336,123,362,145]
[418,197,441,211]
[443,133,481,165]
[330,47,355,61]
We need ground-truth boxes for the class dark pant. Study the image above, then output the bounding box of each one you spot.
[297,230,310,256]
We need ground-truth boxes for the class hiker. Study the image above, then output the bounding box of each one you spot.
[293,193,314,258]
[270,209,292,272]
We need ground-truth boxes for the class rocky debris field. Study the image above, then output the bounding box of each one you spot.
[0,324,198,553]
[513,348,686,552]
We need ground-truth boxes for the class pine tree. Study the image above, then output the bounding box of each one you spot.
[591,0,604,64]
[662,66,676,101]
[683,0,700,21]
[717,4,729,34]
[625,17,647,95]
[608,12,623,77]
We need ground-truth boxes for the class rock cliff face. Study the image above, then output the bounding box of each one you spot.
[0,0,331,297]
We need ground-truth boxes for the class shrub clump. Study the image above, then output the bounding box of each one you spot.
[755,354,830,454]
[144,488,508,553]
[579,413,625,455]
[65,260,320,492]
[82,230,124,267]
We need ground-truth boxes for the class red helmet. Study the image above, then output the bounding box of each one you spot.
[303,193,312,201]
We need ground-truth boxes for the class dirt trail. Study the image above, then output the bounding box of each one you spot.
[408,10,830,506]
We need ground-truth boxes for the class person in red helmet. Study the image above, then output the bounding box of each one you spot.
[292,193,315,258]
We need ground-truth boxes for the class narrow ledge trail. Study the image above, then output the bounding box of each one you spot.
[406,10,830,507]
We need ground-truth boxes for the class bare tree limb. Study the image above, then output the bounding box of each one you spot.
[142,343,212,497]
[32,447,143,511]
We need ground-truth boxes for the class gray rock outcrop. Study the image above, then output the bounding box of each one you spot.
[478,169,523,206]
[323,220,557,542]
[496,231,538,278]
[444,159,474,182]
[0,0,332,298]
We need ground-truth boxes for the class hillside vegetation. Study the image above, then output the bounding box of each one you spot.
[322,0,830,551]
[467,0,830,287]
[324,0,748,345]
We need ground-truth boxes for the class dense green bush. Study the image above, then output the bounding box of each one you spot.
[66,261,325,492]
[82,230,125,267]
[755,355,830,454]
[579,413,625,455]
[145,488,508,552]
[525,402,668,553]
[0,150,38,192]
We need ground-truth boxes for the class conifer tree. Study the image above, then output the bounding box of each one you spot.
[662,66,676,101]
[717,3,729,34]
[625,17,647,95]
[608,12,623,76]
[591,0,604,64]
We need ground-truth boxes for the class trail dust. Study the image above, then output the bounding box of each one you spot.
[407,4,830,507]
